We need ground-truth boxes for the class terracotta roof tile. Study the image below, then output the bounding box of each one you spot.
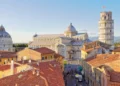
[87,54,120,67]
[54,53,64,58]
[16,60,37,64]
[34,47,55,54]
[30,61,65,86]
[87,54,120,83]
[84,41,99,46]
[0,64,19,71]
[0,51,16,58]
[81,41,101,52]
[81,46,101,53]
[0,70,47,86]
[0,61,65,86]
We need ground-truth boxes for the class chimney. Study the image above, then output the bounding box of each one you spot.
[28,59,31,63]
[11,60,14,74]
[35,85,39,86]
[54,64,56,67]
[22,59,24,64]
[36,70,39,76]
[15,83,18,86]
[37,62,39,66]
[32,70,35,75]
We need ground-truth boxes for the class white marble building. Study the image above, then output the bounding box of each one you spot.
[99,11,114,45]
[0,25,13,51]
[29,23,91,59]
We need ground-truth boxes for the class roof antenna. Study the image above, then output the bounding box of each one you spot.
[37,62,39,66]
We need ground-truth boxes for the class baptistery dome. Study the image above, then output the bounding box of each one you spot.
[0,25,13,51]
[0,25,11,38]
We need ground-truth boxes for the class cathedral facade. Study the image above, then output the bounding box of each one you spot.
[0,25,13,52]
[28,23,90,59]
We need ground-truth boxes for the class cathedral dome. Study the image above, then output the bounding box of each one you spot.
[0,25,11,38]
[66,23,77,32]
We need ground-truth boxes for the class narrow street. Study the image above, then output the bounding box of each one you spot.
[64,64,88,86]
[64,73,88,86]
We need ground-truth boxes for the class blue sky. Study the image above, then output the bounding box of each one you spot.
[0,0,119,43]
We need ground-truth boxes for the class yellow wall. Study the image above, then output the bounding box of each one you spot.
[81,50,88,59]
[112,52,120,54]
[41,54,54,60]
[0,57,17,65]
[0,70,12,78]
[0,64,32,79]
[17,48,41,61]
[17,48,55,61]
[55,56,64,71]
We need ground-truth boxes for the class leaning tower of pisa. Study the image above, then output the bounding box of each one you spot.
[99,11,114,45]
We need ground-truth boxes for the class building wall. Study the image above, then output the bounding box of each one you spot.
[0,37,13,52]
[99,12,114,45]
[112,51,120,54]
[41,54,54,60]
[17,48,55,61]
[0,69,13,78]
[73,33,88,41]
[0,64,32,79]
[72,46,81,59]
[64,31,77,37]
[82,61,102,86]
[17,48,41,61]
[0,57,17,65]
[81,50,88,59]
[55,55,64,71]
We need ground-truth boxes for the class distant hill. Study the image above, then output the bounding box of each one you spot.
[89,36,120,43]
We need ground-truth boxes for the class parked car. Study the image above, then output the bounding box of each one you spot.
[75,74,82,82]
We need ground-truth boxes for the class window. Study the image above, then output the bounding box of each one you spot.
[16,56,17,60]
[42,57,44,60]
[110,30,111,32]
[104,16,106,20]
[45,57,47,59]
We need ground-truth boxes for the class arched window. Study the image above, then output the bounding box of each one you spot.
[104,16,106,20]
